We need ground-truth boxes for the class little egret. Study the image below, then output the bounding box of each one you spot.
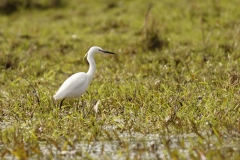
[54,46,115,108]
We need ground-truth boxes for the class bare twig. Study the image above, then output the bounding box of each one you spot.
[18,74,40,106]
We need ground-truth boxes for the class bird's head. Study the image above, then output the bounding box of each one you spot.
[84,46,115,59]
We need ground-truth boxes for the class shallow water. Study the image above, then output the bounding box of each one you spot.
[38,131,240,159]
[0,120,239,159]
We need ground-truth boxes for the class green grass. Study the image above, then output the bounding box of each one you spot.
[0,0,240,159]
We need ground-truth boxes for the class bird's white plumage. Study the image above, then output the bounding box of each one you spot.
[53,46,114,101]
[54,72,89,100]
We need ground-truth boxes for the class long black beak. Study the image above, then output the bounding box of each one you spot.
[99,49,115,54]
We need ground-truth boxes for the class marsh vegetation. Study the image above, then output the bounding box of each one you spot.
[0,0,239,159]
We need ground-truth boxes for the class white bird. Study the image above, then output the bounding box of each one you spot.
[54,46,115,107]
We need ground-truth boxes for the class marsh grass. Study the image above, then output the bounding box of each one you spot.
[0,0,240,159]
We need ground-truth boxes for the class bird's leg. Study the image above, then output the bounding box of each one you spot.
[59,98,65,109]
[81,99,87,115]
[76,99,80,110]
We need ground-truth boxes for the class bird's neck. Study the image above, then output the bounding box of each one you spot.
[87,55,96,83]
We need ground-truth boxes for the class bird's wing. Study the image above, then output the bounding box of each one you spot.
[54,72,88,99]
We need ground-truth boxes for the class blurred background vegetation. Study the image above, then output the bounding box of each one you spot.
[0,0,64,14]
